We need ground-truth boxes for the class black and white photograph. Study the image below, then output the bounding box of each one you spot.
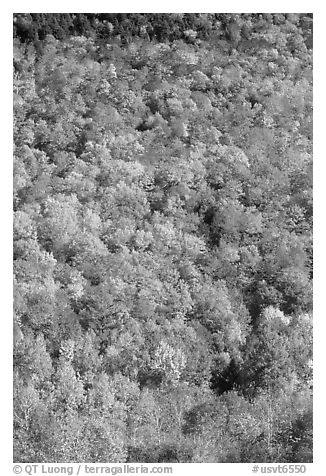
[10,6,315,471]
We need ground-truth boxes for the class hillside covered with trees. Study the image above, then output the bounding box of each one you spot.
[13,13,313,463]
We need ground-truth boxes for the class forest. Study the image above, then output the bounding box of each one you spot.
[13,13,313,463]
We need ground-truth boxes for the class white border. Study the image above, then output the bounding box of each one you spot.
[3,3,324,474]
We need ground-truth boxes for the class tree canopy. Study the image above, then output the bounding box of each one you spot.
[13,13,312,463]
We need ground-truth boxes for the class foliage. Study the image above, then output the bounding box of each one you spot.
[13,13,312,463]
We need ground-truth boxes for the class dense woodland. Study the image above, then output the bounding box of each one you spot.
[13,13,313,463]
